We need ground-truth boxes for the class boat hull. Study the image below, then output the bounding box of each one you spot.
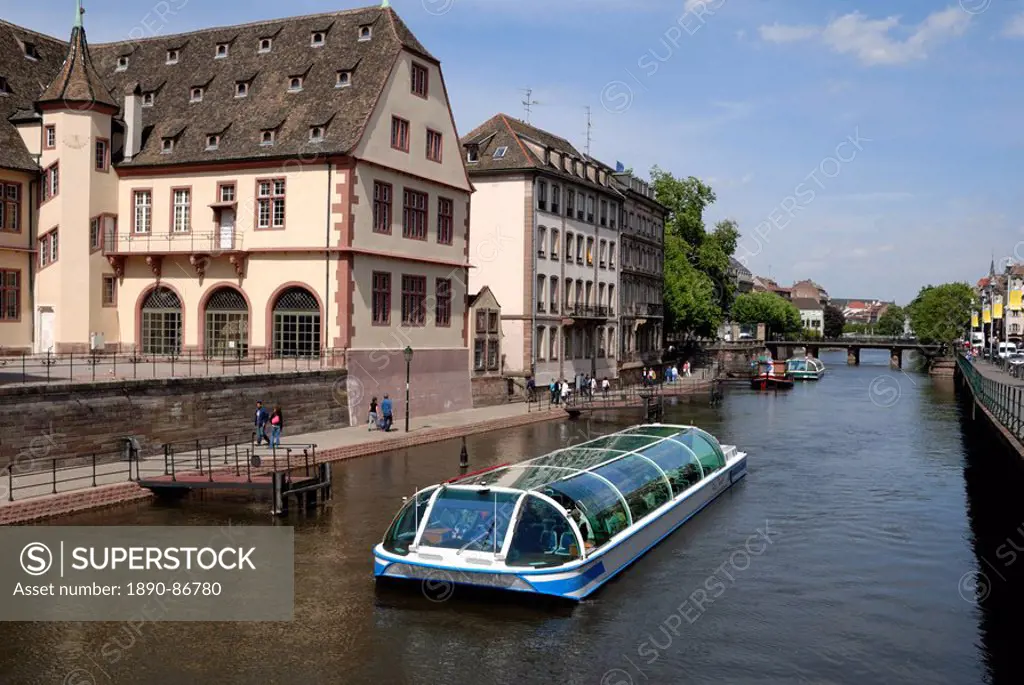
[788,370,824,381]
[374,453,748,601]
[750,375,794,390]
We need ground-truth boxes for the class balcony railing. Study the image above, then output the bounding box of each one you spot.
[104,229,244,255]
[563,305,611,319]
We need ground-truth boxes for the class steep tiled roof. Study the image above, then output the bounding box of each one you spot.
[0,20,68,171]
[461,113,615,195]
[0,5,432,170]
[791,297,823,311]
[38,23,117,110]
[95,6,421,166]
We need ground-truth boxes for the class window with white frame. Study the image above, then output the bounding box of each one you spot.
[133,190,151,233]
[257,179,286,229]
[172,189,191,233]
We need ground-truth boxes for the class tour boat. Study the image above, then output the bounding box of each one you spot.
[749,359,794,390]
[785,356,826,381]
[750,373,794,390]
[373,424,747,601]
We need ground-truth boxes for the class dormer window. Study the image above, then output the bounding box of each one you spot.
[0,77,11,96]
[23,42,40,61]
[310,126,325,143]
[190,87,203,102]
[261,130,276,146]
[336,71,351,88]
[116,56,128,71]
[258,38,272,53]
[288,77,303,92]
[206,135,220,151]
[161,138,174,154]
[215,43,229,59]
[358,25,372,41]
[466,146,479,163]
[235,81,248,98]
[142,92,154,107]
[166,49,179,64]
[311,32,325,47]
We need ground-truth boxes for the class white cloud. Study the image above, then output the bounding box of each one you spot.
[758,7,970,65]
[1003,13,1024,38]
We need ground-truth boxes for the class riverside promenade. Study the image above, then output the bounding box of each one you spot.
[0,378,716,524]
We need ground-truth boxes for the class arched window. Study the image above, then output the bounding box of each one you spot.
[272,286,321,357]
[140,287,182,355]
[204,287,248,358]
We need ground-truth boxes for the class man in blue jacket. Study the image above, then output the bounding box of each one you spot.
[380,394,393,432]
[254,400,269,445]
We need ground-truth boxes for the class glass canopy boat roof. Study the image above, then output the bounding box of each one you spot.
[380,425,732,567]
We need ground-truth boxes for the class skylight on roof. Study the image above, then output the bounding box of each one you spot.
[358,26,372,41]
[23,42,40,61]
[0,77,11,96]
[493,146,508,159]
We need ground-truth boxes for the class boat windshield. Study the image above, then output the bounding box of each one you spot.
[418,488,520,552]
[788,359,807,371]
[381,486,437,556]
[506,495,581,567]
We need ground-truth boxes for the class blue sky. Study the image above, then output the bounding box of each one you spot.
[10,0,1024,303]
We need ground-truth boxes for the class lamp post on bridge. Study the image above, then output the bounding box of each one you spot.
[404,346,413,433]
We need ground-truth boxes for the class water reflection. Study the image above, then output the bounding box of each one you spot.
[960,389,1024,685]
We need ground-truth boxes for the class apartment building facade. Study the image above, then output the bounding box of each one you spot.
[0,4,473,421]
[461,114,621,384]
[610,170,666,377]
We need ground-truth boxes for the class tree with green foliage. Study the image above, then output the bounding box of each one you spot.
[906,283,976,345]
[731,292,802,338]
[650,167,740,340]
[823,304,845,339]
[876,305,907,337]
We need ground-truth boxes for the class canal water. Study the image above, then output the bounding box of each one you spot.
[3,349,1024,685]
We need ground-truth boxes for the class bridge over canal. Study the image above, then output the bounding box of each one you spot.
[765,338,945,368]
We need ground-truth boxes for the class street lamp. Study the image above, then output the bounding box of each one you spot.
[404,346,413,433]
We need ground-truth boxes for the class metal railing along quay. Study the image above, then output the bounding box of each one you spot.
[160,435,319,484]
[0,349,347,386]
[2,432,319,502]
[957,354,1024,442]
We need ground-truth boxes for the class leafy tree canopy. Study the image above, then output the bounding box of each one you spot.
[907,283,976,345]
[823,304,846,340]
[650,167,740,340]
[876,305,907,337]
[732,292,802,337]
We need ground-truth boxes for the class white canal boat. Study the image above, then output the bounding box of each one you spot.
[373,424,748,601]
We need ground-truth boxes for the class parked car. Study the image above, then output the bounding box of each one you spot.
[1006,352,1024,378]
[998,342,1018,359]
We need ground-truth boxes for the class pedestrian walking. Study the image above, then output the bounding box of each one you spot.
[550,379,559,405]
[381,394,394,432]
[589,376,597,398]
[254,400,269,445]
[683,361,691,377]
[269,405,283,448]
[602,377,610,397]
[368,396,379,431]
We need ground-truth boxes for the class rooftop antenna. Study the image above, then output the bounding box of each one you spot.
[584,106,593,156]
[520,88,539,124]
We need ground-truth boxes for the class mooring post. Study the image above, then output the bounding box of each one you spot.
[272,471,286,516]
[459,436,469,468]
[319,462,332,501]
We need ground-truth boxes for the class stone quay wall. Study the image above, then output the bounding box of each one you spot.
[0,370,350,473]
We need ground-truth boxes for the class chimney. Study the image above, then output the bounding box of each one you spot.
[124,85,143,159]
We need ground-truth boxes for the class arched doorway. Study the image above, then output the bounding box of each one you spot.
[140,286,182,355]
[271,286,321,357]
[204,287,249,358]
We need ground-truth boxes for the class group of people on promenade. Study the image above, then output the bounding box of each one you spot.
[253,400,285,448]
[367,395,394,431]
[542,374,612,405]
